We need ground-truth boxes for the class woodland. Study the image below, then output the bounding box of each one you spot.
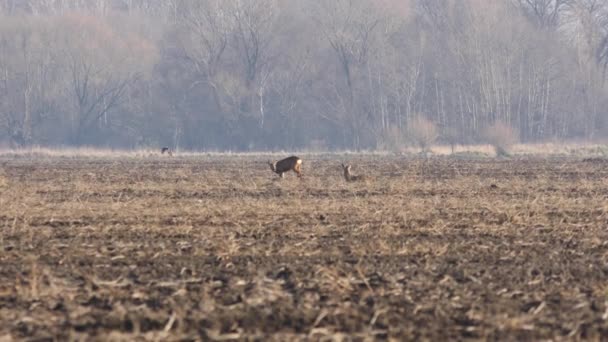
[1,0,607,151]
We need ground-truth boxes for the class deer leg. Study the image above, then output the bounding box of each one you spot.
[280,172,284,178]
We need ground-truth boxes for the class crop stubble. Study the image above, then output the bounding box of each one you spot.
[1,155,608,340]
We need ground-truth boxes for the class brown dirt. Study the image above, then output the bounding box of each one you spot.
[1,155,608,340]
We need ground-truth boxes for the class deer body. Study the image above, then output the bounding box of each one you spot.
[342,164,365,182]
[161,147,173,156]
[269,156,302,178]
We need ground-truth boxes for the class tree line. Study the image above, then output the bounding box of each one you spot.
[1,0,608,151]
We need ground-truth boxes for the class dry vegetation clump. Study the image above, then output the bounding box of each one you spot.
[483,121,518,157]
[1,154,608,340]
[0,171,7,188]
[408,117,438,153]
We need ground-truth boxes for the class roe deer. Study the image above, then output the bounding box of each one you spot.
[341,164,365,182]
[268,156,302,178]
[161,147,173,156]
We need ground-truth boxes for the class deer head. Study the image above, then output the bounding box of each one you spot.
[268,160,277,173]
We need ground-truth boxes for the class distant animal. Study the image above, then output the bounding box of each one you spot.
[268,156,302,178]
[341,164,366,182]
[161,147,173,156]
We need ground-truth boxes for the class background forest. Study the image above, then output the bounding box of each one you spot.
[1,0,608,151]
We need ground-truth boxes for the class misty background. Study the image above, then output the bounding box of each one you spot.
[1,0,607,151]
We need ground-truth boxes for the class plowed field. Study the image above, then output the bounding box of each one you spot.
[1,155,608,340]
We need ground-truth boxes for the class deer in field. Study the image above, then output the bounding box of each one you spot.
[268,156,302,178]
[161,147,173,156]
[341,164,366,182]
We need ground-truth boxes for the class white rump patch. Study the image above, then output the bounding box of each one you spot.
[297,159,302,164]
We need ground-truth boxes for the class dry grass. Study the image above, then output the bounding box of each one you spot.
[0,172,7,188]
[428,142,608,156]
[1,154,608,340]
[3,142,608,159]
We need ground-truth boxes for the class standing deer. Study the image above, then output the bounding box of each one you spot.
[161,147,173,156]
[268,156,302,178]
[341,164,365,182]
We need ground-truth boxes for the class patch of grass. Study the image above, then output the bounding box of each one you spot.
[2,142,608,159]
[0,171,7,188]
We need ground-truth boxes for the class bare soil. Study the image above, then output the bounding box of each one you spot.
[1,155,608,340]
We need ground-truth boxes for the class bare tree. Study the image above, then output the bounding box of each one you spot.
[514,0,570,28]
[0,16,58,147]
[230,0,280,128]
[176,0,234,115]
[312,0,387,149]
[561,0,608,138]
[55,13,156,145]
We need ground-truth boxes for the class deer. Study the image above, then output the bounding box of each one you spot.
[268,156,302,178]
[161,147,173,156]
[341,164,366,182]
